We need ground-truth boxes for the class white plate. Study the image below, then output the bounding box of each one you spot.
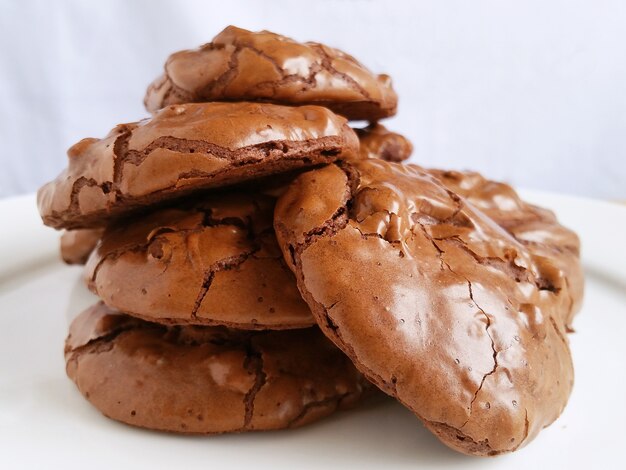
[1,192,625,469]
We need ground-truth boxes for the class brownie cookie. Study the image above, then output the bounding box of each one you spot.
[85,191,314,329]
[60,229,103,265]
[356,123,413,162]
[65,303,365,434]
[274,160,577,455]
[38,101,359,230]
[429,169,583,328]
[144,26,397,121]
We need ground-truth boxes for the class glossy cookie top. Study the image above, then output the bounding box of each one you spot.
[145,26,398,121]
[356,123,413,162]
[65,303,364,434]
[37,101,359,229]
[429,169,583,327]
[274,160,578,455]
[85,191,314,329]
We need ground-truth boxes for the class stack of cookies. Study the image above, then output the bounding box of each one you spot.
[38,26,583,456]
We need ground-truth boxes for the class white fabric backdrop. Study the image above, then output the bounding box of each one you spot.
[1,0,625,199]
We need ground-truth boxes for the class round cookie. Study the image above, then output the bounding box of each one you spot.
[60,229,103,265]
[356,123,413,162]
[428,169,583,328]
[38,101,359,230]
[274,160,579,456]
[144,26,397,121]
[65,303,365,434]
[85,191,314,329]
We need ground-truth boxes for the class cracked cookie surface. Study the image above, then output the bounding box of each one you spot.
[85,191,314,329]
[144,26,397,121]
[37,101,359,229]
[65,303,365,434]
[356,123,413,162]
[429,169,584,329]
[274,160,579,456]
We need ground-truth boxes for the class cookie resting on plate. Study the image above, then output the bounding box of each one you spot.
[65,303,366,434]
[273,160,580,455]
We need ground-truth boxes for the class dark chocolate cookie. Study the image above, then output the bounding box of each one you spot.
[85,191,314,329]
[429,169,583,328]
[356,123,413,162]
[65,303,365,434]
[274,160,580,456]
[144,26,397,121]
[38,101,359,230]
[60,229,103,265]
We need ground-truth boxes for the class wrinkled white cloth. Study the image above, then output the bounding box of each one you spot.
[1,0,625,199]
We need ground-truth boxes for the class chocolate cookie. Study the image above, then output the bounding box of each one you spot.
[85,191,314,329]
[144,26,397,121]
[38,101,359,230]
[60,229,103,265]
[429,169,583,328]
[274,160,578,455]
[356,123,413,162]
[65,303,364,434]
